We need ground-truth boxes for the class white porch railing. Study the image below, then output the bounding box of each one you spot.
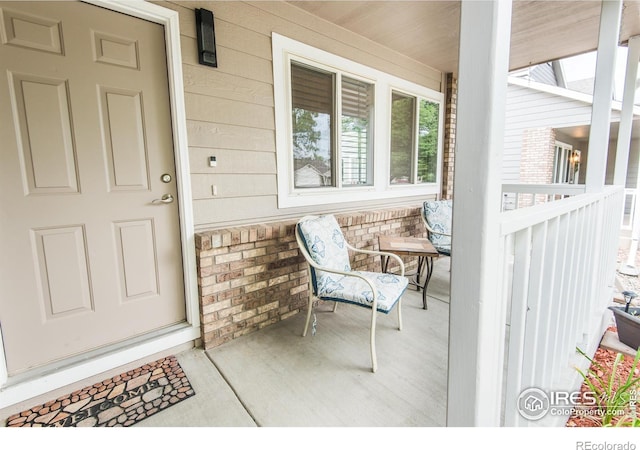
[499,185,624,426]
[501,183,586,211]
[503,183,637,232]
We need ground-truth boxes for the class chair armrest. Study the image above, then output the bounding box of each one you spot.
[301,255,380,309]
[344,242,405,277]
[421,215,451,238]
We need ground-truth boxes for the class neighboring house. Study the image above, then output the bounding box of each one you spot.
[503,60,640,210]
[0,0,639,428]
[293,163,330,187]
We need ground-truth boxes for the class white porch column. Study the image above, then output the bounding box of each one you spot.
[447,0,512,426]
[613,36,640,186]
[585,0,623,192]
[617,36,640,272]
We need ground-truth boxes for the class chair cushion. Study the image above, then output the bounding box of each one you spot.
[423,200,452,252]
[433,245,451,256]
[317,271,408,313]
[298,215,351,291]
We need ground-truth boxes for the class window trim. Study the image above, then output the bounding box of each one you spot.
[273,33,444,209]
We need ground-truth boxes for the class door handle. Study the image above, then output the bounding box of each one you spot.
[152,193,174,204]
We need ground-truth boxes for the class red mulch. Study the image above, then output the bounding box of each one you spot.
[566,327,640,427]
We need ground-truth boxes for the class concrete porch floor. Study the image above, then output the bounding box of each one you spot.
[140,256,451,427]
[0,257,451,428]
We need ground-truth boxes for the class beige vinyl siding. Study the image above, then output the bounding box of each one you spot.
[182,63,274,106]
[191,174,277,200]
[162,1,443,229]
[186,122,275,152]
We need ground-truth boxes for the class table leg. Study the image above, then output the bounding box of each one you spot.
[381,255,389,273]
[415,256,425,291]
[421,256,435,310]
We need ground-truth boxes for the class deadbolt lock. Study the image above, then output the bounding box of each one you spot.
[161,174,172,183]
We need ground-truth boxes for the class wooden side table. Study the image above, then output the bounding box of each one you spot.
[378,235,439,310]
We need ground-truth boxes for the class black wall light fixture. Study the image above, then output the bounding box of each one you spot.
[195,8,217,67]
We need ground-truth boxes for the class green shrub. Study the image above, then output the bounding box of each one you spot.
[575,347,640,427]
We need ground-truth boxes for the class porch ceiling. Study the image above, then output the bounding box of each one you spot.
[557,118,640,141]
[287,1,640,75]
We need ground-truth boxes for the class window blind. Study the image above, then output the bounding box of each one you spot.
[291,63,333,114]
[341,77,372,119]
[341,77,373,185]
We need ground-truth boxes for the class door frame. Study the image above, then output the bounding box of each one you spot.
[0,0,199,409]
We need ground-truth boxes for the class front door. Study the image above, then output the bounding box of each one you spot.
[0,1,186,375]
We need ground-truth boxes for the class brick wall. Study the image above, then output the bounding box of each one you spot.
[518,127,557,206]
[194,205,426,350]
[442,73,457,200]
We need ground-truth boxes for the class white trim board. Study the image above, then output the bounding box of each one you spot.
[508,76,640,117]
[0,0,199,410]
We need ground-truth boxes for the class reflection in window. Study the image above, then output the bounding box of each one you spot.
[390,92,415,184]
[417,99,439,183]
[291,63,334,188]
[341,77,373,186]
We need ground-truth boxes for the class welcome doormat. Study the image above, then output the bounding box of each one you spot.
[5,355,195,427]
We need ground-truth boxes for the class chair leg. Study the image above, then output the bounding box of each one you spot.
[332,302,338,312]
[370,308,377,373]
[302,294,314,337]
[397,298,403,331]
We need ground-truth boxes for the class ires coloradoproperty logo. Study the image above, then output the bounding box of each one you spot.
[517,388,552,420]
[516,387,636,421]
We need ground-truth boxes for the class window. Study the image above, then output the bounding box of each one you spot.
[390,92,415,184]
[273,34,444,208]
[417,99,440,184]
[290,63,374,189]
[291,63,334,188]
[389,93,440,185]
[341,77,374,186]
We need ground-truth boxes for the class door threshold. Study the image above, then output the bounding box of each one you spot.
[0,322,199,409]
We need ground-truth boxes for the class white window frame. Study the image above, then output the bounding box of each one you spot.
[272,33,444,209]
[388,87,443,186]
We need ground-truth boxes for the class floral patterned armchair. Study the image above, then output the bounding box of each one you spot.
[295,214,408,372]
[422,200,452,256]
